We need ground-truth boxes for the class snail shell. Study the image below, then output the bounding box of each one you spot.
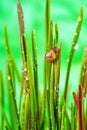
[45,47,59,63]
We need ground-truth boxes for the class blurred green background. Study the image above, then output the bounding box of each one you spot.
[0,0,87,102]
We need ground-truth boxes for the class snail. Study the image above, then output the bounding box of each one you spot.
[45,47,59,63]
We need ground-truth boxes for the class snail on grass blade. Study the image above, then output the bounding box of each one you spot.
[45,47,60,63]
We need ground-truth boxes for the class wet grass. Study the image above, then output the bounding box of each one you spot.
[0,0,87,130]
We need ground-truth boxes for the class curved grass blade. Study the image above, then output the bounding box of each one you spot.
[64,7,83,102]
[4,25,21,82]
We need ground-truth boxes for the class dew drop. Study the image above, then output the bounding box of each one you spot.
[66,59,69,63]
[8,75,11,80]
[55,106,58,109]
[33,30,35,34]
[83,65,86,69]
[83,96,86,101]
[32,66,34,70]
[36,47,37,50]
[72,42,75,45]
[73,44,79,50]
[25,76,29,81]
[74,32,77,36]
[22,66,27,73]
[78,16,81,22]
[21,50,24,54]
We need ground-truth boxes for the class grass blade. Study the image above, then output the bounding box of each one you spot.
[0,71,4,130]
[64,7,83,102]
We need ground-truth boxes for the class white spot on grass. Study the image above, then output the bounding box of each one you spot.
[73,44,79,50]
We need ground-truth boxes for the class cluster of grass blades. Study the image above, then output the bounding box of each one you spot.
[0,0,87,130]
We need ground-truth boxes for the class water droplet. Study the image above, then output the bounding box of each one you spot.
[22,66,27,73]
[83,96,86,101]
[55,106,58,109]
[72,42,75,45]
[21,50,24,54]
[66,59,69,63]
[36,47,37,50]
[74,32,77,36]
[24,89,26,94]
[78,16,81,22]
[8,75,11,80]
[73,44,79,50]
[83,65,86,69]
[25,76,28,81]
[33,30,35,34]
[32,66,34,70]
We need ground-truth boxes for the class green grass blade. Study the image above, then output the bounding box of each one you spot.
[54,23,59,46]
[4,25,21,82]
[45,0,50,45]
[41,0,50,129]
[32,30,39,129]
[0,71,4,130]
[64,7,83,102]
[7,63,21,130]
[0,104,11,130]
[50,64,55,130]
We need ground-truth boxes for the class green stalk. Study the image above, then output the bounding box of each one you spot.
[21,35,36,130]
[21,35,30,130]
[0,71,4,130]
[47,89,51,129]
[18,75,24,119]
[19,24,33,129]
[79,47,87,97]
[0,104,11,130]
[64,7,83,102]
[61,102,65,130]
[23,94,30,130]
[27,47,36,130]
[41,0,50,128]
[65,107,71,130]
[45,21,53,129]
[50,64,55,130]
[19,34,28,121]
[4,25,21,82]
[45,0,50,44]
[4,26,17,129]
[47,20,53,89]
[54,53,60,130]
[32,30,39,129]
[54,23,59,46]
[54,38,61,130]
[54,23,61,130]
[7,63,21,130]
[71,104,75,130]
[17,0,25,117]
